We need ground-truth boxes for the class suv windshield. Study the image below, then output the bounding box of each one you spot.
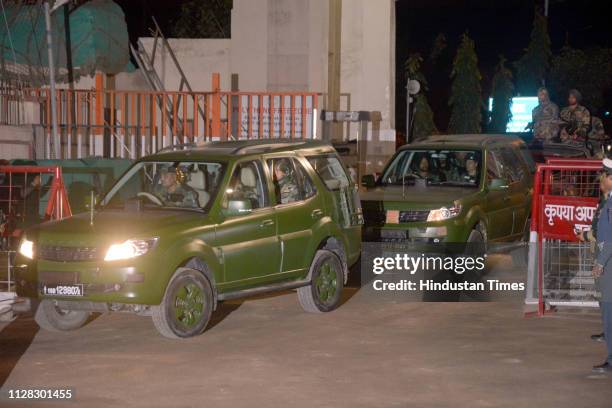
[102,161,225,211]
[380,149,482,187]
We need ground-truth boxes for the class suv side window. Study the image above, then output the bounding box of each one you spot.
[293,159,317,200]
[223,160,268,210]
[492,148,520,183]
[306,155,350,190]
[486,150,504,182]
[267,157,301,205]
[518,144,536,174]
[500,149,522,183]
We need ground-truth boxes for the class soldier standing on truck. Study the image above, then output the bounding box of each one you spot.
[560,89,591,145]
[532,87,560,142]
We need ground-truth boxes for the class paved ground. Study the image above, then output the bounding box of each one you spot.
[1,255,611,408]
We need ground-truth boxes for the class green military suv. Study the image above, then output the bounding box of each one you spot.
[361,135,534,244]
[14,140,362,338]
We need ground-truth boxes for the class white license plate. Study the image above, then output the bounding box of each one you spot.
[41,284,84,297]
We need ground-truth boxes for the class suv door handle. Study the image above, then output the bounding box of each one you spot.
[311,209,324,219]
[259,219,275,228]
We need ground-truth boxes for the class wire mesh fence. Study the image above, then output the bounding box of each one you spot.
[542,241,598,306]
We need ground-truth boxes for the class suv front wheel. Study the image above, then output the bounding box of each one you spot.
[152,267,214,339]
[298,249,344,313]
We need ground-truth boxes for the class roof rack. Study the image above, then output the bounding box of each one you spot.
[230,140,306,154]
[157,143,198,153]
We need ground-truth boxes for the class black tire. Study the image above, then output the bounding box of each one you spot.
[466,226,486,256]
[298,250,344,313]
[151,267,214,339]
[34,299,90,332]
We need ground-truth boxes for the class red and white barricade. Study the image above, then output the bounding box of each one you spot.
[0,166,72,297]
[526,159,602,316]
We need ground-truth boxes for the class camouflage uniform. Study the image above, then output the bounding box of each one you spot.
[560,105,591,140]
[532,101,560,141]
[277,174,300,204]
[589,116,607,142]
[154,183,199,208]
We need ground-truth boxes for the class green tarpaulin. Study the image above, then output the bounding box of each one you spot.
[1,0,130,85]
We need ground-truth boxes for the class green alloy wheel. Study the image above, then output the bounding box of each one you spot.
[298,249,344,313]
[152,268,214,339]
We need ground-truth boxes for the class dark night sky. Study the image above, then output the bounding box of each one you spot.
[395,0,612,131]
[114,0,612,131]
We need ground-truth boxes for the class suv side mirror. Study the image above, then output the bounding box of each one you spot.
[361,174,376,188]
[489,178,509,191]
[223,199,253,217]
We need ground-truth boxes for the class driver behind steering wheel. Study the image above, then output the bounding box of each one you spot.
[413,156,440,182]
[153,166,199,208]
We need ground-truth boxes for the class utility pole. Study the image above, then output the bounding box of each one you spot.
[44,0,60,159]
[324,0,342,142]
[544,0,549,17]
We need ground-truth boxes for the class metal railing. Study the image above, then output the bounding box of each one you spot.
[23,87,318,159]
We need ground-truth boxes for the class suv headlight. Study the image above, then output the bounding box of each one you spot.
[427,203,462,222]
[19,238,34,259]
[104,238,158,261]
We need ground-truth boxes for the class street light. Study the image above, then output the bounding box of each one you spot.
[44,0,70,159]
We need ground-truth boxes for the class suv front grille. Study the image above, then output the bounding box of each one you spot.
[38,245,100,262]
[399,210,429,223]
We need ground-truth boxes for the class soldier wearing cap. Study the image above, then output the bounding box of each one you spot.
[560,89,591,144]
[459,153,479,184]
[591,157,612,372]
[532,87,560,142]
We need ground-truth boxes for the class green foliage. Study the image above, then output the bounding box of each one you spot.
[514,10,551,95]
[171,0,232,38]
[448,33,482,134]
[549,46,612,113]
[405,53,438,140]
[489,56,514,133]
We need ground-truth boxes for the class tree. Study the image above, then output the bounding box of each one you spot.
[448,33,482,134]
[171,0,232,38]
[428,33,447,64]
[514,9,551,95]
[548,46,612,113]
[489,56,514,133]
[405,53,438,140]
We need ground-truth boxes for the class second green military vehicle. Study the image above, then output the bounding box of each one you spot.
[14,140,362,338]
[361,135,534,244]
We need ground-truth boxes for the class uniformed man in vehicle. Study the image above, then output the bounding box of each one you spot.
[560,89,591,145]
[459,153,479,184]
[414,156,440,182]
[591,157,612,373]
[273,160,300,204]
[532,87,560,142]
[154,166,199,208]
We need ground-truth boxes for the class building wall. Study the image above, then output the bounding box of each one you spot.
[6,0,397,170]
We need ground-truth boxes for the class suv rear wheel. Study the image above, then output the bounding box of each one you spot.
[152,267,214,339]
[298,250,344,313]
[34,299,90,332]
